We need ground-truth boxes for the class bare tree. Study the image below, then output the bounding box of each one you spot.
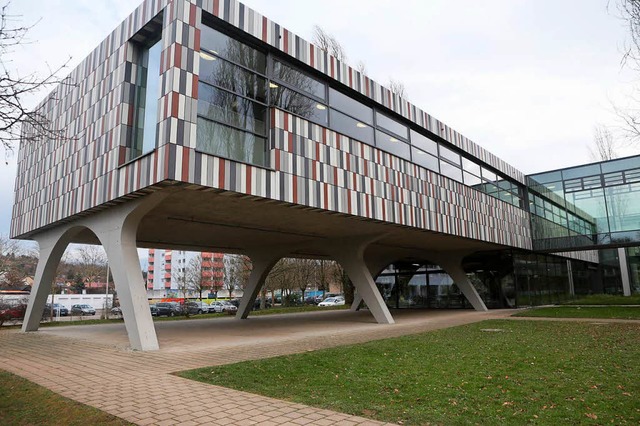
[356,61,368,76]
[0,3,72,163]
[589,125,619,161]
[312,25,347,62]
[186,255,205,301]
[388,78,409,99]
[75,245,106,291]
[0,234,20,274]
[223,254,251,299]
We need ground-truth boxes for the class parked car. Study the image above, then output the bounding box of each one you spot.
[253,298,272,310]
[71,304,96,316]
[45,303,68,316]
[318,296,345,307]
[185,301,209,315]
[209,301,237,313]
[155,302,182,317]
[0,303,27,322]
[149,304,158,316]
[110,306,122,316]
[190,301,211,314]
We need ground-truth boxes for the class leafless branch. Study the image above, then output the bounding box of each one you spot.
[589,125,619,161]
[312,25,347,62]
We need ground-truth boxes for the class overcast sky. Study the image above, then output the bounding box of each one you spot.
[0,0,636,241]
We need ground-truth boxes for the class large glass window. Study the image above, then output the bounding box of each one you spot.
[270,86,328,125]
[439,145,461,166]
[272,60,326,100]
[411,147,439,171]
[375,111,408,140]
[199,56,267,102]
[439,160,463,183]
[197,117,267,167]
[197,24,269,167]
[131,39,161,160]
[329,109,374,145]
[410,129,438,155]
[200,25,266,72]
[375,130,410,159]
[329,88,373,124]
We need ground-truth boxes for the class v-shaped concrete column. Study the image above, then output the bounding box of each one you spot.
[84,193,167,351]
[328,236,394,324]
[236,249,289,319]
[426,251,488,312]
[22,227,84,332]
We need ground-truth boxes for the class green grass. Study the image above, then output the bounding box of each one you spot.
[178,320,640,425]
[513,306,640,320]
[562,294,640,305]
[0,370,131,425]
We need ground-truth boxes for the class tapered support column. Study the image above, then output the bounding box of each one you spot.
[22,228,81,332]
[329,236,394,324]
[86,193,167,351]
[350,293,363,311]
[427,252,488,312]
[236,250,286,319]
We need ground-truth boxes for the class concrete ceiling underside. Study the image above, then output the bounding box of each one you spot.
[70,186,508,259]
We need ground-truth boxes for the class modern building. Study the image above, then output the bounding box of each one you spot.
[11,0,639,350]
[146,249,224,297]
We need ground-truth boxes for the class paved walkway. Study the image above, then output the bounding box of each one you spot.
[0,309,515,425]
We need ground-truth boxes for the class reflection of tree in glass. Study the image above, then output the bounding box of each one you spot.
[270,62,319,120]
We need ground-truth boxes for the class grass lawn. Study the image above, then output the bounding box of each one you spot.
[513,306,640,320]
[178,320,640,425]
[562,294,640,305]
[0,370,131,425]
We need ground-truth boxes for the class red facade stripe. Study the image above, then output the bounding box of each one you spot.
[189,3,197,27]
[218,158,225,187]
[246,166,252,194]
[181,147,189,181]
[292,175,297,203]
[262,16,268,41]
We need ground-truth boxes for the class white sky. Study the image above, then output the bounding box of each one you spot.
[0,0,637,241]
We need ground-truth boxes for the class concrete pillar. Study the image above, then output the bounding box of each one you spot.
[22,227,82,332]
[567,260,575,296]
[329,236,394,324]
[86,193,167,351]
[427,251,488,312]
[351,293,363,311]
[350,255,396,311]
[619,247,632,297]
[236,250,287,319]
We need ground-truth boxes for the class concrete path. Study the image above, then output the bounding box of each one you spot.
[0,309,514,425]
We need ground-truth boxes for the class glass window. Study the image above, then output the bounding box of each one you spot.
[375,130,410,159]
[561,164,601,180]
[410,129,438,155]
[200,25,266,73]
[411,147,439,171]
[439,145,461,166]
[601,156,640,173]
[375,111,408,140]
[439,160,463,182]
[198,83,267,135]
[329,109,374,145]
[131,39,161,160]
[329,88,373,124]
[481,167,497,182]
[199,56,267,102]
[606,182,640,232]
[270,86,328,125]
[197,117,268,167]
[272,60,325,100]
[529,170,562,184]
[461,157,482,177]
[463,171,482,187]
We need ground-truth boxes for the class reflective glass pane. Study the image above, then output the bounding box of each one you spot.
[601,156,640,173]
[439,160,463,182]
[410,129,438,154]
[272,60,326,100]
[529,170,562,184]
[198,83,267,135]
[329,109,374,145]
[375,111,409,139]
[329,88,373,124]
[461,157,481,176]
[481,167,497,182]
[141,39,161,154]
[463,171,482,187]
[561,163,601,180]
[200,25,266,73]
[439,145,461,166]
[375,129,410,159]
[565,188,610,234]
[606,183,640,232]
[270,86,328,124]
[197,117,268,167]
[199,56,267,102]
[411,147,439,171]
